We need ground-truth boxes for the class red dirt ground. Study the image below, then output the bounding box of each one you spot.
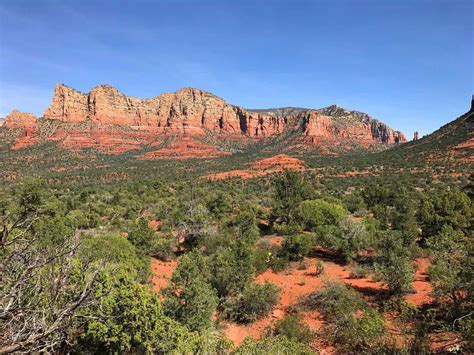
[151,258,177,293]
[206,154,305,180]
[150,253,433,352]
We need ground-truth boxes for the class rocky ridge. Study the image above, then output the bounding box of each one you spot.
[2,83,407,157]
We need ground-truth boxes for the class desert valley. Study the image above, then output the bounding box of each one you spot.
[1,1,472,354]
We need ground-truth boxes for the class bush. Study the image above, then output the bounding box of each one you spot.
[281,233,315,261]
[150,234,175,260]
[234,335,313,355]
[295,199,347,231]
[298,282,385,351]
[270,314,313,344]
[223,282,280,323]
[375,231,414,296]
[315,217,371,260]
[348,263,370,279]
[254,247,272,274]
[315,260,325,276]
[163,250,217,331]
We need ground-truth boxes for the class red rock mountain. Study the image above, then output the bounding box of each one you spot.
[2,83,406,157]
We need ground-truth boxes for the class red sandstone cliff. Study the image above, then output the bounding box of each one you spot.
[3,83,406,155]
[43,84,284,137]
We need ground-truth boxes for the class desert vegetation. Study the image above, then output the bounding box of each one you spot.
[0,158,472,354]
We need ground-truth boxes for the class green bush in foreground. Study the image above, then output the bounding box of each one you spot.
[234,335,315,355]
[299,282,385,351]
[270,314,313,344]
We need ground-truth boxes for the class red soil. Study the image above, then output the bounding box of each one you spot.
[406,258,432,306]
[150,258,177,293]
[138,136,230,160]
[207,154,305,180]
[150,253,433,351]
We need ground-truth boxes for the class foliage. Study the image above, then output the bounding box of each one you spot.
[375,231,414,296]
[127,217,157,256]
[234,335,314,355]
[163,250,218,331]
[315,217,372,260]
[427,225,472,313]
[270,314,313,344]
[299,282,385,351]
[296,199,347,231]
[0,180,100,353]
[272,170,308,225]
[281,233,315,261]
[223,281,280,323]
[78,232,150,282]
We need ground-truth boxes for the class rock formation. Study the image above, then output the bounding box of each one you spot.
[43,84,284,137]
[4,110,38,128]
[3,83,407,155]
[4,110,39,149]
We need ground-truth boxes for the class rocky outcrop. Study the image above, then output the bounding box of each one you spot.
[43,84,284,137]
[4,110,39,149]
[298,106,405,145]
[2,83,406,156]
[138,136,231,160]
[206,154,305,180]
[4,110,38,128]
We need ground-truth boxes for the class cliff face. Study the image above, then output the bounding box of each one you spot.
[43,84,285,137]
[298,106,405,145]
[4,83,406,155]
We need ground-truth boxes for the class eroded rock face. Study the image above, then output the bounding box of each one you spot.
[4,110,39,149]
[2,83,406,156]
[43,84,284,137]
[298,107,406,145]
[4,110,38,128]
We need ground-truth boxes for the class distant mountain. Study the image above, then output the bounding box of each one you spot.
[1,83,406,158]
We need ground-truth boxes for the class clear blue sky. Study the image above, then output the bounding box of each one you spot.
[0,0,472,137]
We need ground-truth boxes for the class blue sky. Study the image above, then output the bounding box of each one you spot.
[0,0,472,137]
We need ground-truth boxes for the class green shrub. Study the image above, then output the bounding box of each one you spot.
[295,199,347,231]
[270,314,313,344]
[234,335,314,355]
[150,234,176,260]
[314,216,373,260]
[163,250,217,331]
[254,247,272,274]
[269,254,290,273]
[348,262,370,279]
[281,233,315,261]
[299,282,385,351]
[375,231,414,296]
[224,282,280,323]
